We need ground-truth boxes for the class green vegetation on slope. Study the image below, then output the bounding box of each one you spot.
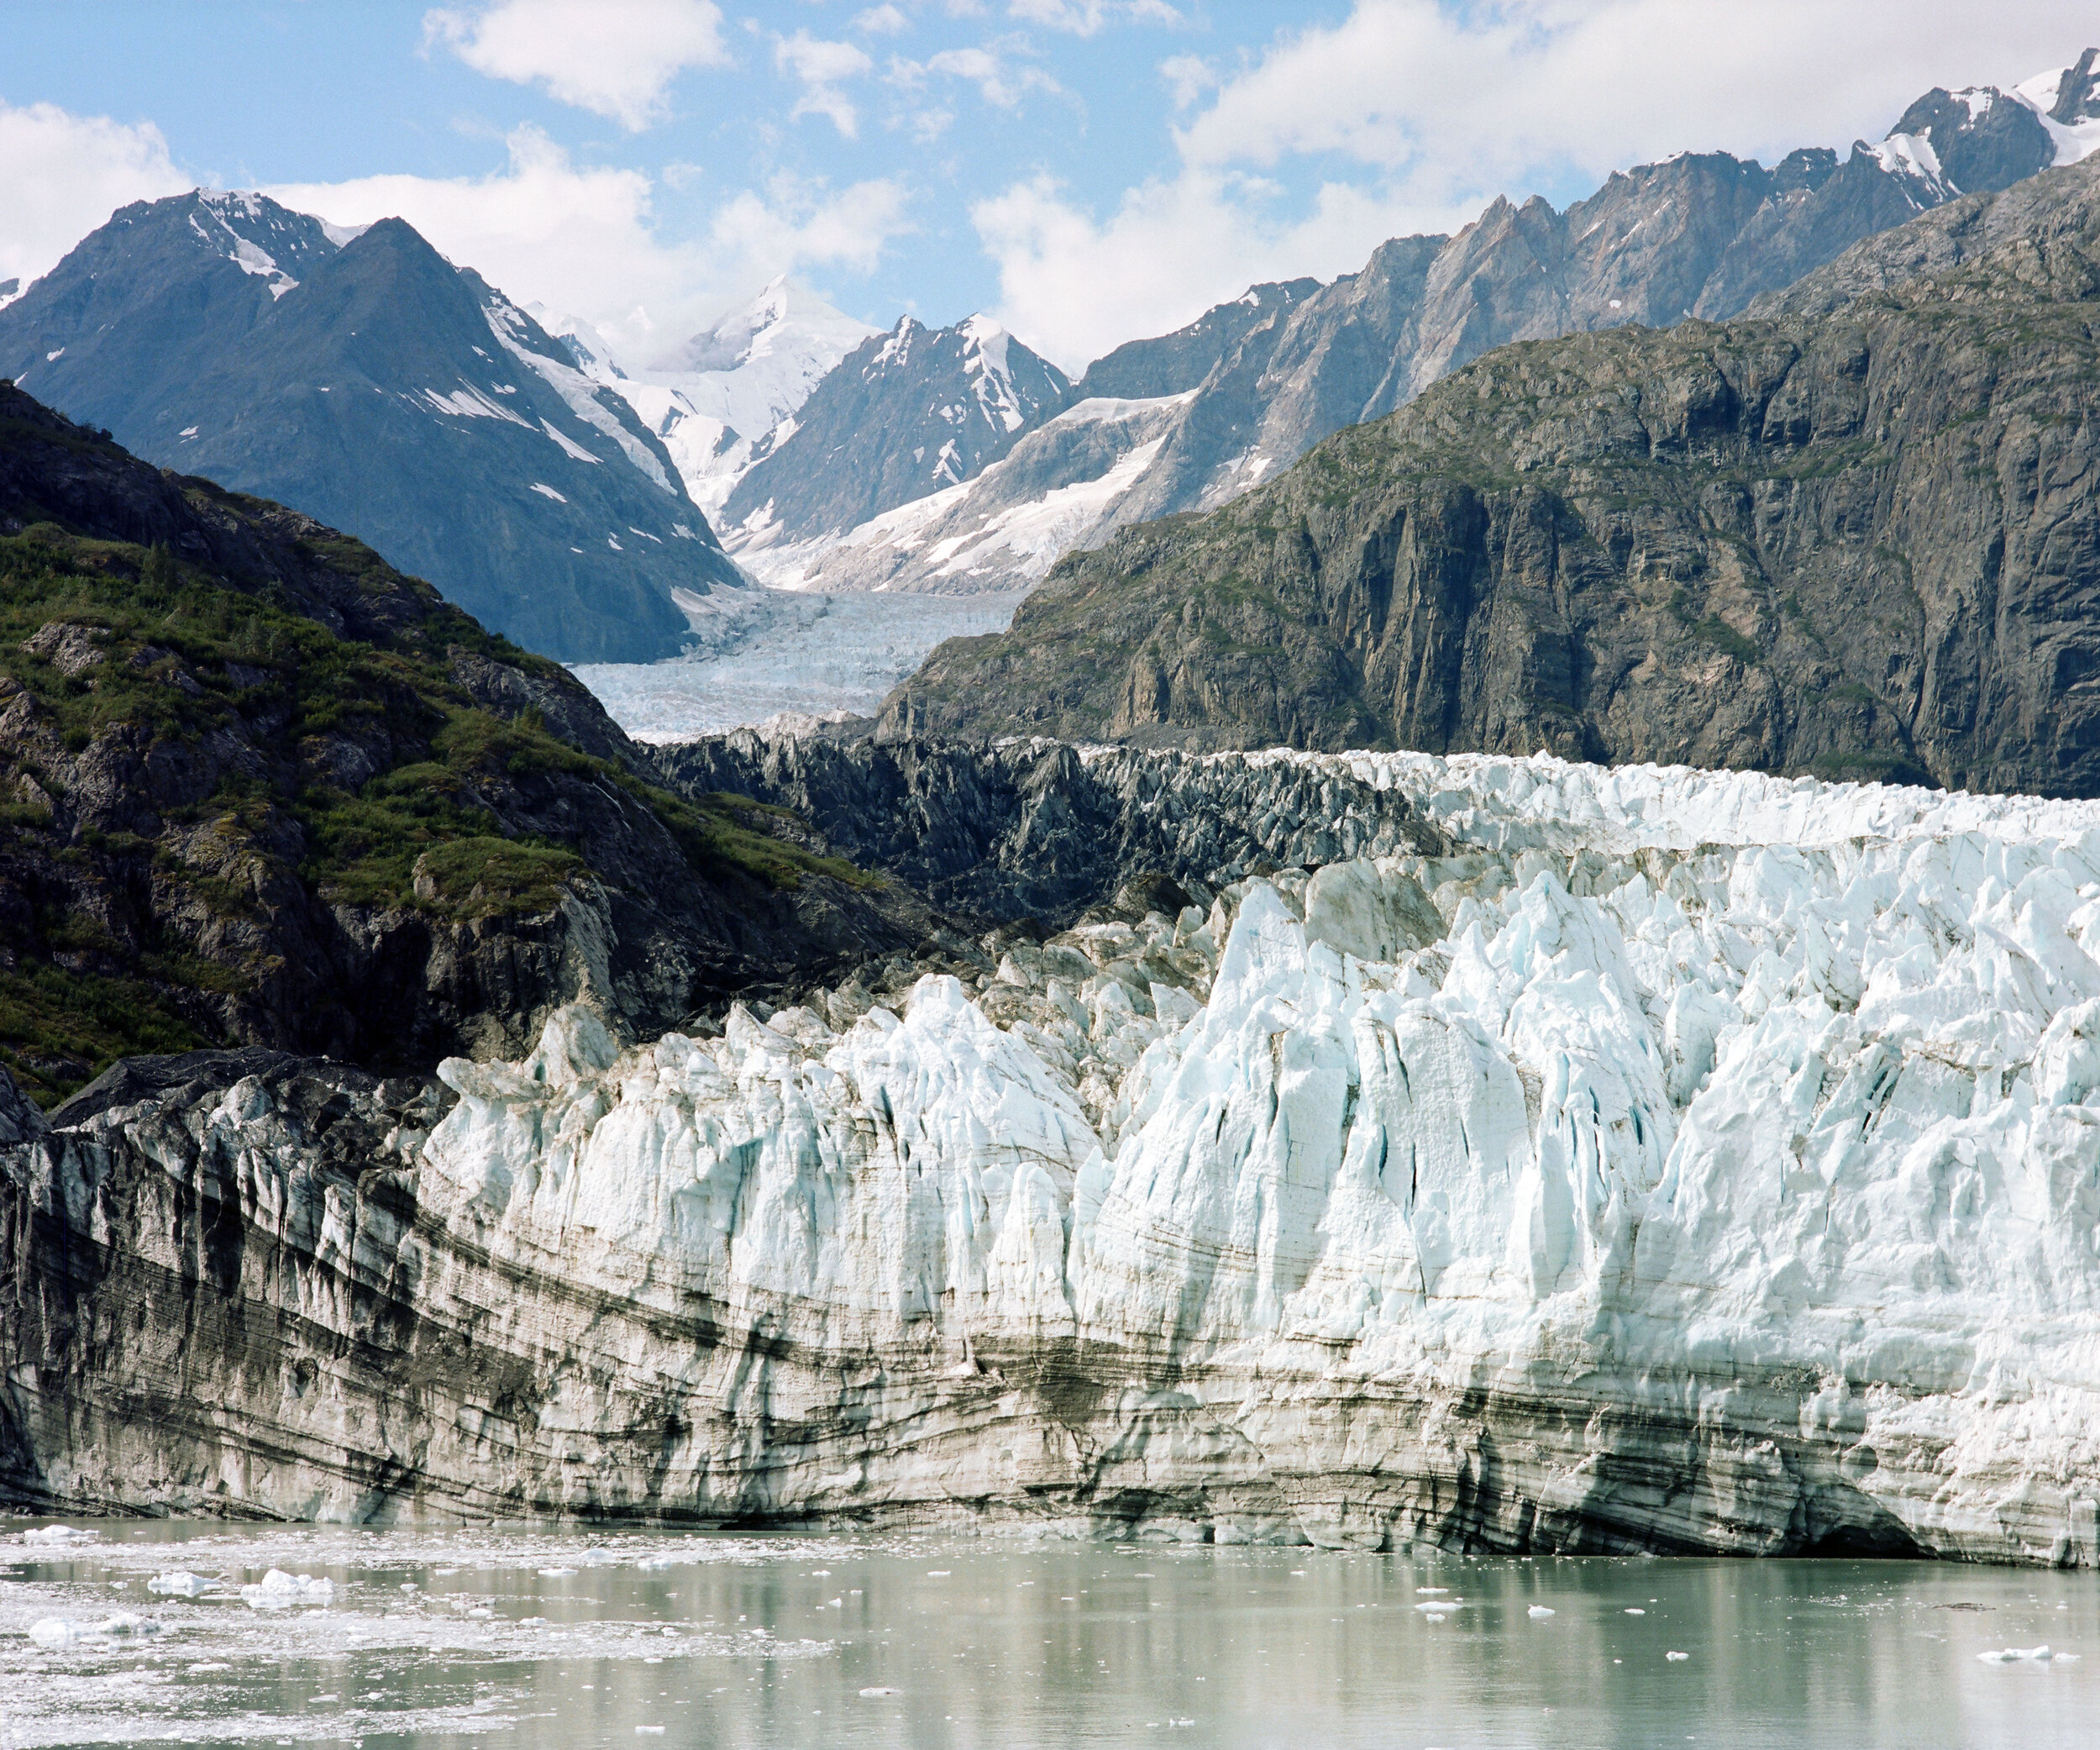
[0,517,865,1102]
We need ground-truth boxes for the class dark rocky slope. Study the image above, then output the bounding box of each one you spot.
[658,733,1447,927]
[0,382,922,1103]
[885,156,2100,799]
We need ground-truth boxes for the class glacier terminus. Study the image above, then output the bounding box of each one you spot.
[8,749,2100,1568]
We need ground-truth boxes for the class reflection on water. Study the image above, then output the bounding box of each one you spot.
[3,1520,2095,1748]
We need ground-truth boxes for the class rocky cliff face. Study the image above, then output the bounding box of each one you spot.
[885,156,2100,800]
[0,192,743,664]
[0,385,923,1102]
[656,733,1447,927]
[8,748,2099,1568]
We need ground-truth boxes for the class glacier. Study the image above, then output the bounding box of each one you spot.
[7,749,2100,1564]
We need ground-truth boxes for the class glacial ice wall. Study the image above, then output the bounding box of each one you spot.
[408,752,2100,1558]
[8,749,2100,1560]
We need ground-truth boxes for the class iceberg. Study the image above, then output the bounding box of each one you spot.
[239,1570,334,1610]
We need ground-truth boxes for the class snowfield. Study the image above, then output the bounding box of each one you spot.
[409,749,2100,1558]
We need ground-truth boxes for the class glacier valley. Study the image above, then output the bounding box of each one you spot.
[6,749,2100,1566]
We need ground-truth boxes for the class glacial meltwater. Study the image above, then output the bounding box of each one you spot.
[3,1523,2097,1748]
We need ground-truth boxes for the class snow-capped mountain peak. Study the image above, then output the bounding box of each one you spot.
[521,303,628,384]
[2013,48,2100,163]
[575,277,878,520]
[720,313,1071,559]
[959,314,1027,434]
[181,188,335,301]
[673,274,869,381]
[1863,130,1951,206]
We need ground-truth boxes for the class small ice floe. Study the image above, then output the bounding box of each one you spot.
[21,1525,97,1547]
[147,1571,218,1597]
[27,1612,162,1650]
[538,1567,576,1577]
[859,1686,902,1697]
[1528,1606,1556,1618]
[1624,1608,1646,1616]
[1414,1600,1463,1611]
[1667,1651,1690,1662]
[1415,1587,1449,1595]
[239,1569,333,1610]
[1422,1612,1447,1623]
[1978,1645,2055,1663]
[926,1570,950,1578]
[636,1727,666,1736]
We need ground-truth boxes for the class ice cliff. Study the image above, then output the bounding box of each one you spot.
[8,749,2100,1564]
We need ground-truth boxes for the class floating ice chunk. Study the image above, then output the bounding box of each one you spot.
[26,1613,162,1650]
[860,1686,903,1696]
[1415,1586,1449,1595]
[240,1569,334,1609]
[21,1524,97,1546]
[538,1567,576,1577]
[147,1571,218,1596]
[1529,1605,1556,1618]
[637,1728,666,1736]
[1979,1645,2054,1662]
[1624,1608,1646,1616]
[1667,1650,1690,1661]
[926,1570,950,1577]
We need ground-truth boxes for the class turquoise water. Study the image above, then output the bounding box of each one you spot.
[3,1521,2096,1747]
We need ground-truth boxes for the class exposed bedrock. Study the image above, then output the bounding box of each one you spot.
[6,749,2100,1564]
[654,733,1450,928]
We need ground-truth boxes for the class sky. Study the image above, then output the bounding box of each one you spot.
[0,1,2094,373]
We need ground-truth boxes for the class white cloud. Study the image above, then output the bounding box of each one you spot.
[974,170,1420,371]
[853,3,911,32]
[925,45,1060,108]
[0,102,189,291]
[425,0,729,131]
[1007,0,1179,33]
[1158,53,1214,110]
[978,0,2100,369]
[711,172,911,279]
[776,31,874,138]
[776,31,875,86]
[265,128,911,361]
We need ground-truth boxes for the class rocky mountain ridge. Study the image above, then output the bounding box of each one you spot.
[721,313,1070,566]
[0,191,744,664]
[885,152,2100,799]
[742,51,2100,604]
